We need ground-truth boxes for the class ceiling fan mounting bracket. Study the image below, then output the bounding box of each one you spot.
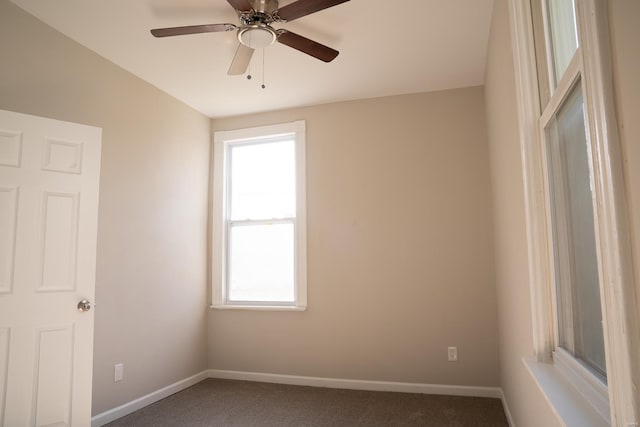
[238,8,285,27]
[249,0,279,14]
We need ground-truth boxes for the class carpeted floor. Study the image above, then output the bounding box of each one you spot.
[105,378,509,426]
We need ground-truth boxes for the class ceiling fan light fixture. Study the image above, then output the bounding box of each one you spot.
[238,26,276,49]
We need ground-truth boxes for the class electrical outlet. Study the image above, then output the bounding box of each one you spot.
[448,346,458,362]
[114,363,124,382]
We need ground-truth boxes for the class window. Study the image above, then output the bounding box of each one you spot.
[533,0,609,384]
[510,0,639,424]
[212,121,307,310]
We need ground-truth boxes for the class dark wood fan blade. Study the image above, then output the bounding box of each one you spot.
[276,0,350,22]
[277,30,339,62]
[151,23,235,37]
[228,44,255,75]
[226,0,253,12]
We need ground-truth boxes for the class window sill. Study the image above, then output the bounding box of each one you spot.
[523,357,609,427]
[210,304,307,312]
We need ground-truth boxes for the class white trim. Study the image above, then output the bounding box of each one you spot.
[499,389,516,427]
[211,132,226,306]
[214,122,301,143]
[576,1,640,424]
[207,369,502,399]
[553,349,609,422]
[524,358,608,427]
[293,120,308,308]
[209,304,306,311]
[509,0,555,363]
[90,370,209,427]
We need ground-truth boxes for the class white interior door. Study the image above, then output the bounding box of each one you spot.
[0,109,101,427]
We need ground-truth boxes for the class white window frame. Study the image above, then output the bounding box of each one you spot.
[509,0,640,425]
[211,120,307,311]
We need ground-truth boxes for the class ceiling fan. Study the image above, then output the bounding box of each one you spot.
[150,0,350,76]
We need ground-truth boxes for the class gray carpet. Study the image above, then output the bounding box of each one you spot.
[106,378,509,426]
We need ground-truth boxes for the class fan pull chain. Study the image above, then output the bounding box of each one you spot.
[261,48,266,89]
[247,31,252,80]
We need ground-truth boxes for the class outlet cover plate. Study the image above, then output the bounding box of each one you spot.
[448,346,458,362]
[114,363,124,382]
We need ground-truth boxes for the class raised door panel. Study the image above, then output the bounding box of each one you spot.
[0,130,22,167]
[42,139,83,175]
[37,193,79,293]
[0,187,18,294]
[32,326,74,427]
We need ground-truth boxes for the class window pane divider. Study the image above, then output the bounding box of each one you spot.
[229,218,295,227]
[540,51,582,127]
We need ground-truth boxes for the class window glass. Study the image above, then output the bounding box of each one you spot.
[230,140,295,220]
[545,83,606,378]
[228,223,295,303]
[547,0,578,85]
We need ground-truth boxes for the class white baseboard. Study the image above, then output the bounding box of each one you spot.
[91,370,209,427]
[92,369,507,426]
[208,369,503,399]
[499,388,516,426]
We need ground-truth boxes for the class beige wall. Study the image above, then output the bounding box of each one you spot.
[209,87,500,387]
[483,1,561,425]
[485,0,640,425]
[0,1,211,415]
[7,0,633,420]
[610,0,640,316]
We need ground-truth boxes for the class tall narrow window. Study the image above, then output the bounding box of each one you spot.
[212,121,307,310]
[511,0,640,423]
[533,0,609,402]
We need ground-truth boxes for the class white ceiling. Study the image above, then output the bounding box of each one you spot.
[10,0,495,118]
